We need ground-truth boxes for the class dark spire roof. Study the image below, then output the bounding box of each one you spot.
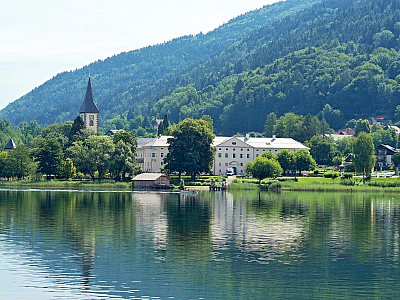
[4,139,16,150]
[79,77,99,113]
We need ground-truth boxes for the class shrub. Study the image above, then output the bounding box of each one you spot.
[342,173,353,179]
[324,171,340,179]
[341,178,355,186]
[268,181,282,192]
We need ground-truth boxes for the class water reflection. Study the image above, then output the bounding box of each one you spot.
[1,189,400,298]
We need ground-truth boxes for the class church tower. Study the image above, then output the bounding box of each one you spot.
[79,76,99,132]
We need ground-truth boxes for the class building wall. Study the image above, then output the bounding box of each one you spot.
[80,113,98,133]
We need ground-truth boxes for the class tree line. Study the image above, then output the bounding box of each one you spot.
[0,117,139,181]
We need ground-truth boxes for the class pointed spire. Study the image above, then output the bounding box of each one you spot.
[79,77,99,113]
[4,138,16,151]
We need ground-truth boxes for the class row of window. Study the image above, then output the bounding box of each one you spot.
[218,153,251,159]
[218,162,244,167]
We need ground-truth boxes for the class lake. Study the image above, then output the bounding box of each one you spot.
[0,188,399,299]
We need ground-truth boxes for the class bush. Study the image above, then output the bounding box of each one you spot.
[344,163,355,172]
[268,181,282,192]
[341,178,355,186]
[324,171,340,179]
[342,173,353,179]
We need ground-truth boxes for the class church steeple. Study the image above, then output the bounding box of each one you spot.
[79,76,99,132]
[79,76,99,114]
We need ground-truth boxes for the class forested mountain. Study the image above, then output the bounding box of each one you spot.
[4,0,400,136]
[152,0,400,134]
[0,0,321,128]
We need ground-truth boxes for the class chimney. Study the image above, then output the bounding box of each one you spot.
[245,134,249,141]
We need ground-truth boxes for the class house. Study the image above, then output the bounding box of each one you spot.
[132,173,171,188]
[375,144,398,169]
[106,129,124,137]
[213,135,309,175]
[136,136,171,172]
[152,119,164,129]
[136,135,309,175]
[4,139,16,152]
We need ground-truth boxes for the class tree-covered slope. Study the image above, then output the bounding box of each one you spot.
[0,0,321,127]
[151,0,400,134]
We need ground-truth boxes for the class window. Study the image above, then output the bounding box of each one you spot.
[225,153,229,158]
[160,153,164,157]
[241,148,243,151]
[219,148,221,150]
[233,153,236,158]
[161,161,164,165]
[219,163,221,166]
[232,142,236,145]
[225,163,228,166]
[240,163,243,166]
[233,148,235,151]
[240,154,243,158]
[256,154,259,157]
[247,149,250,151]
[152,153,156,158]
[247,154,250,158]
[218,153,222,158]
[226,148,228,151]
[89,120,94,126]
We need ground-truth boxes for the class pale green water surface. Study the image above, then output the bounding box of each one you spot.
[0,189,399,299]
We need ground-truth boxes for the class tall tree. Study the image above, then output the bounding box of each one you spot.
[35,138,64,180]
[264,112,276,137]
[352,132,376,184]
[245,156,282,184]
[164,118,215,180]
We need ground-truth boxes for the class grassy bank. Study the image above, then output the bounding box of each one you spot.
[228,177,400,193]
[0,180,132,189]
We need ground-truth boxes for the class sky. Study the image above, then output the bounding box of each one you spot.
[0,0,281,110]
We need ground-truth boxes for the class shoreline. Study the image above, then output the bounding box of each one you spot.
[1,181,400,193]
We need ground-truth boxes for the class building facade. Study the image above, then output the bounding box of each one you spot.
[79,77,99,132]
[375,144,398,168]
[136,135,309,175]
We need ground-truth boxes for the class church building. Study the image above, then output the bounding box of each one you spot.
[79,76,99,132]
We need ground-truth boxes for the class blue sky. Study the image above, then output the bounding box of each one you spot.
[0,0,280,110]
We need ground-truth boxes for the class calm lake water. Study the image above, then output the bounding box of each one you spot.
[1,189,400,299]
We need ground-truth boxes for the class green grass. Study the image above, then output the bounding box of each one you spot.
[0,179,132,189]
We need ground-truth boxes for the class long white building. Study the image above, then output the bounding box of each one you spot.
[136,135,309,175]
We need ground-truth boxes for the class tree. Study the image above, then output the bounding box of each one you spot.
[35,138,64,180]
[68,135,115,181]
[354,119,371,136]
[309,135,339,166]
[164,118,215,180]
[110,131,138,181]
[69,116,85,142]
[293,149,316,175]
[5,144,34,179]
[393,152,400,168]
[352,132,376,184]
[264,112,276,137]
[60,158,76,179]
[245,156,282,184]
[276,149,294,175]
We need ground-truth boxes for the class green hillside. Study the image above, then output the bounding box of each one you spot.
[0,0,321,128]
[152,0,400,134]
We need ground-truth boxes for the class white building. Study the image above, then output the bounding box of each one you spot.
[136,135,309,175]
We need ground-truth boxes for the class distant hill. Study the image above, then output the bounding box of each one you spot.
[3,0,400,136]
[0,0,321,128]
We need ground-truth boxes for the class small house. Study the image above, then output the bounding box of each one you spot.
[375,144,398,169]
[132,173,171,188]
